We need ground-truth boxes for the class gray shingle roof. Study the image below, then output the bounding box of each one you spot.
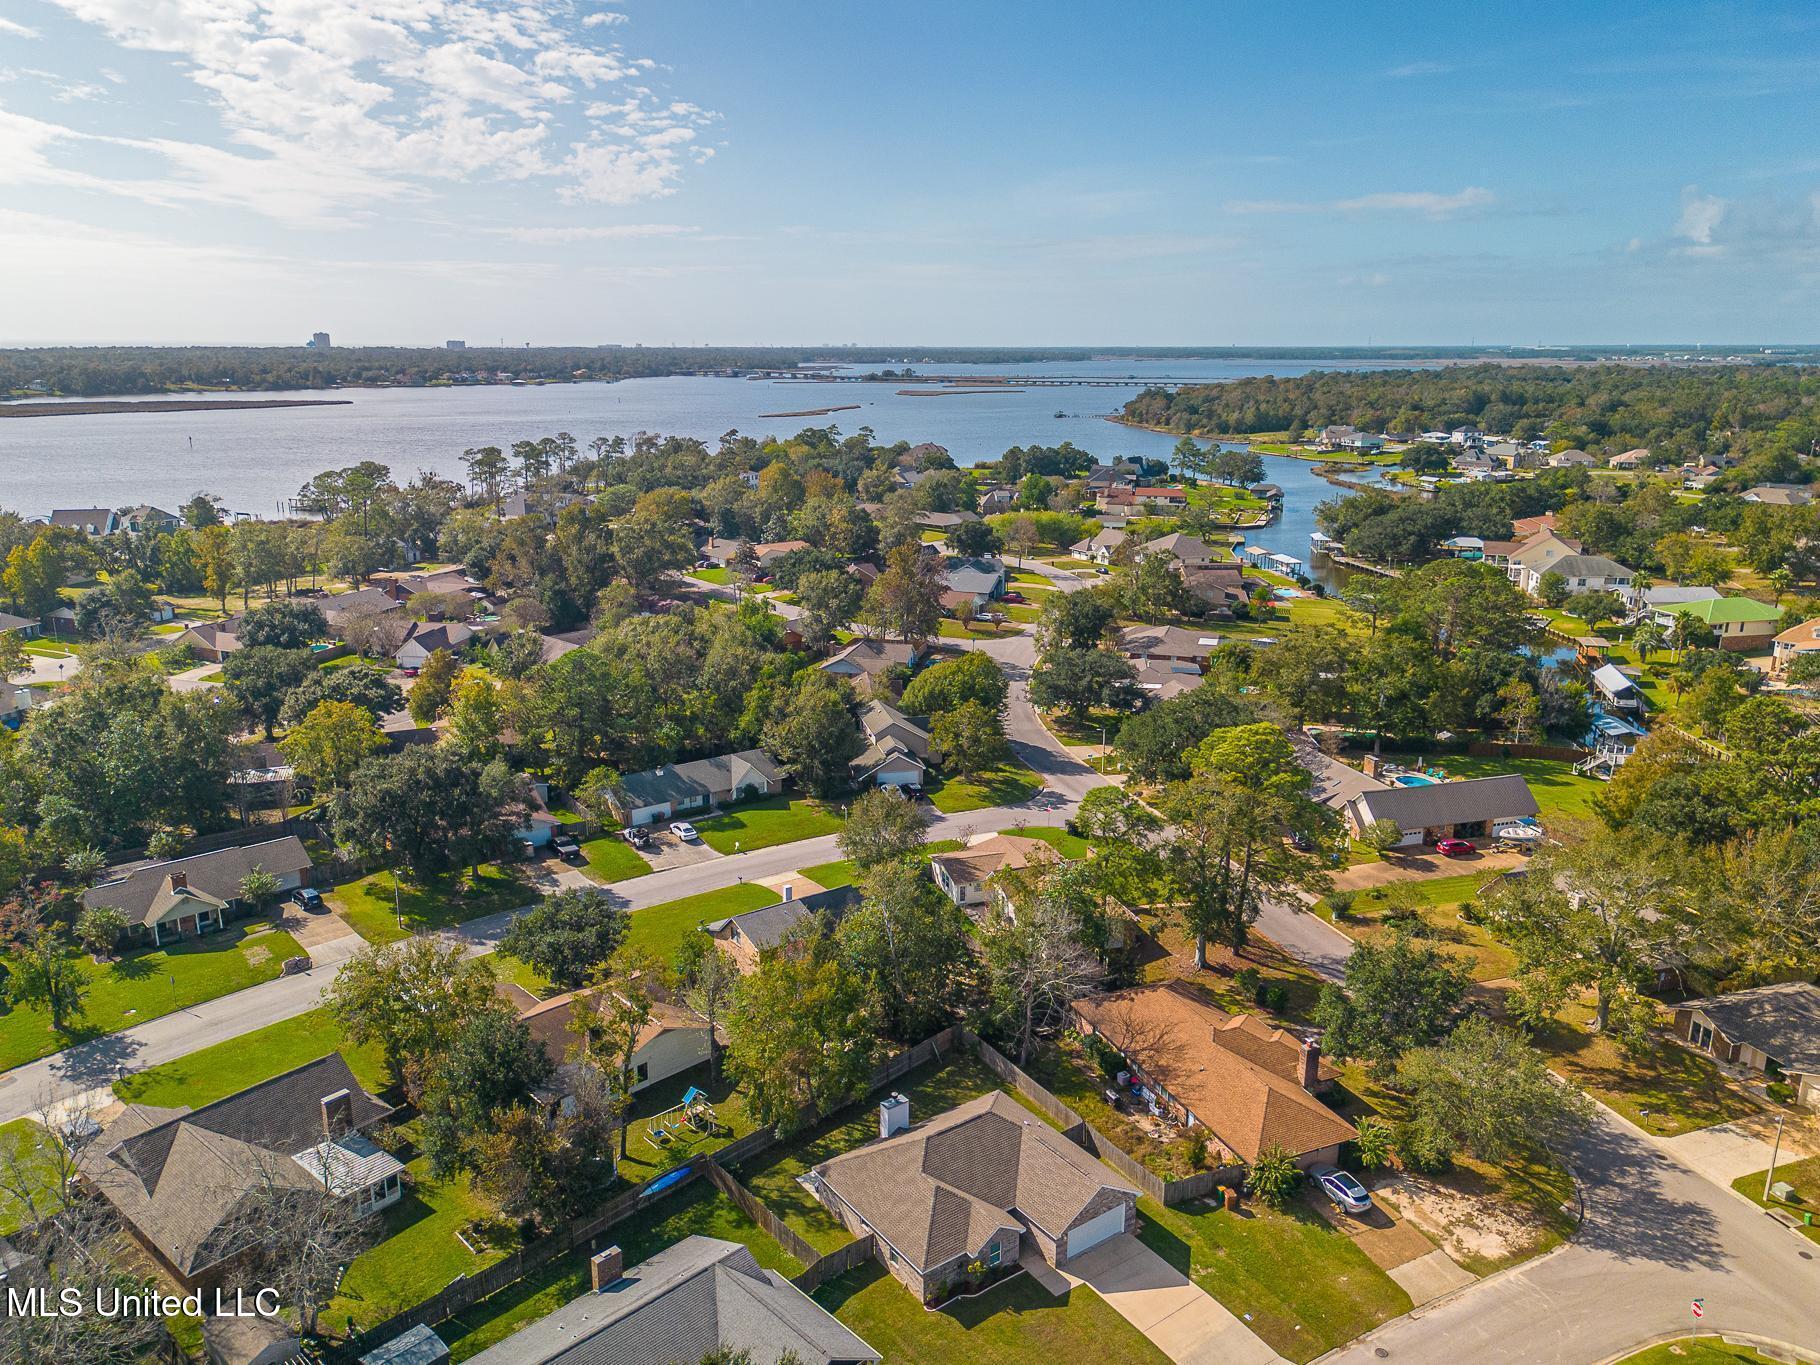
[1685,982,1820,1072]
[705,886,863,952]
[1349,774,1539,830]
[82,836,312,928]
[465,1235,878,1365]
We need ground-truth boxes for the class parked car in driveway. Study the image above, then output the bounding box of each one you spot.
[669,820,699,842]
[624,826,653,849]
[1312,1164,1373,1214]
[552,833,582,861]
[1435,837,1475,857]
[1002,590,1026,604]
[291,887,324,913]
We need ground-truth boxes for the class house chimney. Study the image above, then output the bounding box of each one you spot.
[781,884,793,902]
[320,1088,354,1138]
[1297,1036,1322,1092]
[879,1092,910,1139]
[168,870,188,892]
[590,1246,624,1292]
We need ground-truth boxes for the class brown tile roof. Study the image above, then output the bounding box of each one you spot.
[929,834,1063,887]
[1073,983,1355,1164]
[813,1091,1135,1273]
[517,987,710,1065]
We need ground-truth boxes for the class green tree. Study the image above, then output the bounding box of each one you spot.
[1564,589,1624,634]
[500,888,628,990]
[978,876,1102,1065]
[795,569,863,647]
[762,673,862,797]
[331,745,517,881]
[899,650,1009,716]
[1312,934,1473,1065]
[76,905,127,957]
[420,1006,552,1176]
[931,699,1010,778]
[221,645,313,739]
[837,788,932,870]
[859,543,945,643]
[839,857,973,1041]
[279,699,383,790]
[238,600,327,650]
[1356,817,1406,856]
[680,941,739,1082]
[407,646,461,724]
[8,928,85,1031]
[1075,786,1163,912]
[1029,647,1139,721]
[1395,1017,1591,1169]
[1246,1144,1301,1208]
[237,866,280,918]
[278,661,402,727]
[726,937,876,1135]
[1036,586,1118,653]
[325,937,501,1095]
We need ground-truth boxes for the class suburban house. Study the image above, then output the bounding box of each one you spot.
[1074,984,1353,1169]
[395,620,474,671]
[508,983,713,1109]
[120,504,182,535]
[918,510,980,533]
[1546,448,1600,468]
[1290,736,1392,816]
[1506,532,1634,600]
[1083,461,1140,492]
[47,507,120,536]
[1449,425,1484,447]
[1638,585,1723,615]
[464,1235,878,1365]
[1316,425,1385,452]
[929,833,1064,914]
[79,1054,403,1291]
[941,556,1007,608]
[849,699,933,789]
[321,586,404,632]
[82,836,314,946]
[809,1091,1139,1305]
[1141,532,1221,568]
[1741,485,1815,507]
[1649,595,1782,650]
[1100,484,1188,514]
[496,490,582,522]
[700,536,811,570]
[705,885,863,973]
[392,566,489,604]
[1069,527,1129,565]
[0,608,41,640]
[1133,659,1204,702]
[610,748,784,826]
[818,638,922,696]
[1672,982,1820,1107]
[1344,774,1540,846]
[1607,448,1650,469]
[1771,617,1820,676]
[1117,624,1219,672]
[1181,564,1250,617]
[172,618,244,663]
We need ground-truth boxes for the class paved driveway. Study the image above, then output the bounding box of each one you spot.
[1665,1115,1812,1188]
[1023,1234,1284,1365]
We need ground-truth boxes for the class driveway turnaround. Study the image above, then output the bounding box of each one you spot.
[1023,1234,1284,1365]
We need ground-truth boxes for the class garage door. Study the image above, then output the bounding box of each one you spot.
[1065,1204,1126,1261]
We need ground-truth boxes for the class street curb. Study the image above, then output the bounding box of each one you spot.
[1590,1331,1820,1365]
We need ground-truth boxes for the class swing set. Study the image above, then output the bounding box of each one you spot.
[646,1086,719,1144]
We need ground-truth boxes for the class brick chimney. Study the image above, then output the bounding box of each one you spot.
[320,1088,354,1138]
[590,1246,624,1292]
[1297,1036,1322,1091]
[168,871,188,892]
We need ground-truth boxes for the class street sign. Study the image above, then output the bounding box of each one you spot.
[1691,1299,1704,1319]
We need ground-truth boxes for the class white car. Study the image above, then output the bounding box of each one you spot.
[1311,1164,1372,1215]
[669,821,699,842]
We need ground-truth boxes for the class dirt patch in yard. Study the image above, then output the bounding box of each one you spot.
[1305,1187,1437,1271]
[1375,1170,1555,1270]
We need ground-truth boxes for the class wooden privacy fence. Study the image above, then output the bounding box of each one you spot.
[338,1026,959,1360]
[963,1028,1242,1206]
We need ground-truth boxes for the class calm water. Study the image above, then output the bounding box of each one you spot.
[0,357,1387,583]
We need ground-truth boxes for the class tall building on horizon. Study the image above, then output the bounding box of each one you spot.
[306,331,331,349]
[446,339,467,349]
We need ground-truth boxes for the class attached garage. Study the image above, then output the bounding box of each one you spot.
[1065,1204,1127,1262]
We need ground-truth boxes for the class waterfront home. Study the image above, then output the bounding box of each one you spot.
[1591,663,1645,711]
[1140,531,1220,567]
[1505,531,1634,600]
[1181,563,1250,617]
[464,1236,878,1365]
[1441,536,1486,559]
[1648,595,1782,650]
[1317,425,1386,452]
[80,1054,402,1292]
[1449,425,1484,447]
[1073,983,1351,1168]
[81,835,314,946]
[46,507,120,536]
[1344,774,1540,847]
[1638,585,1724,614]
[705,885,863,973]
[1084,461,1141,491]
[120,504,181,535]
[808,1091,1138,1305]
[1101,484,1188,514]
[609,748,784,827]
[1772,616,1820,676]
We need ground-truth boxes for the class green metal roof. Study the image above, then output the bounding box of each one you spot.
[1667,596,1782,624]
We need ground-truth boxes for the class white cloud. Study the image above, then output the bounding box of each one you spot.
[1227,187,1495,219]
[583,12,628,27]
[5,0,717,219]
[1676,185,1726,243]
[0,17,38,38]
[479,222,702,244]
[1383,61,1452,79]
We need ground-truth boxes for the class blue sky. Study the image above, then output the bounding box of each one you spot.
[2,0,1817,345]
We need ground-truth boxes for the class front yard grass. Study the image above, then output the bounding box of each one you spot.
[113,1006,391,1107]
[733,1055,1006,1255]
[813,1259,1167,1365]
[926,766,1039,813]
[0,922,306,1071]
[577,833,651,884]
[626,883,778,964]
[1319,875,1517,981]
[329,865,528,945]
[694,795,845,855]
[0,1118,63,1235]
[1532,1003,1762,1136]
[1137,1194,1410,1363]
[797,838,964,891]
[440,1180,803,1362]
[687,566,731,585]
[1731,1152,1820,1243]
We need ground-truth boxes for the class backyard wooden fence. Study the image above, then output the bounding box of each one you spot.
[336,1027,959,1360]
[963,1029,1242,1206]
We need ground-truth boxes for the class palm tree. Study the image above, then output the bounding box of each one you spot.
[1632,618,1664,666]
[1767,567,1795,605]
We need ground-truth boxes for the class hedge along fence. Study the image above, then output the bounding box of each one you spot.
[338,1026,961,1360]
[963,1028,1242,1207]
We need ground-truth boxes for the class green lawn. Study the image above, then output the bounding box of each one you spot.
[441,1180,803,1362]
[0,923,305,1071]
[814,1259,1167,1365]
[615,1062,763,1184]
[1401,754,1606,823]
[1731,1153,1820,1243]
[578,833,651,884]
[332,1153,520,1332]
[0,1118,63,1235]
[693,795,845,855]
[1614,1339,1782,1365]
[735,1056,1006,1255]
[1320,882,1516,982]
[1003,825,1091,858]
[926,766,1039,813]
[330,865,529,945]
[798,838,964,891]
[687,566,732,585]
[1137,1194,1411,1363]
[113,1006,391,1108]
[938,618,1021,641]
[626,883,779,964]
[487,951,553,1000]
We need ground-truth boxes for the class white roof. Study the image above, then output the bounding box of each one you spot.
[291,1132,404,1194]
[1591,663,1636,695]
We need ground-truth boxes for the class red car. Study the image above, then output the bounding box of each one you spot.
[1002,590,1026,604]
[1435,838,1475,857]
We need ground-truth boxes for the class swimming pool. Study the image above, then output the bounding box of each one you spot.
[1392,773,1438,787]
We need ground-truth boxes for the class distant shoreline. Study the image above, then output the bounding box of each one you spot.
[0,398,355,419]
[757,403,864,418]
